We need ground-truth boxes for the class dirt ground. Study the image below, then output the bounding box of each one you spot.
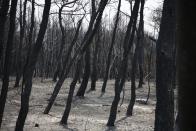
[1,78,158,131]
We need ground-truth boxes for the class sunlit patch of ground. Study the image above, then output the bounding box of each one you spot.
[1,78,158,131]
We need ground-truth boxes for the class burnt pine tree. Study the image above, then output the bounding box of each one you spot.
[43,0,108,114]
[76,46,91,97]
[53,1,77,82]
[15,0,51,130]
[145,41,153,104]
[89,26,101,91]
[101,0,121,94]
[154,0,175,130]
[126,38,139,116]
[22,0,35,87]
[107,0,140,126]
[176,0,195,130]
[60,59,82,125]
[0,0,10,62]
[0,0,18,127]
[44,18,83,114]
[137,0,145,88]
[14,0,28,87]
[76,0,97,96]
[126,0,145,116]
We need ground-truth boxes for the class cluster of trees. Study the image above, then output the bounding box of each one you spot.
[0,0,195,131]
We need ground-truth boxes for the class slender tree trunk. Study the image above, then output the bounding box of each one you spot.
[0,0,18,127]
[22,0,34,87]
[53,4,67,82]
[77,0,96,93]
[101,0,121,93]
[76,46,91,97]
[60,59,81,125]
[14,0,28,87]
[44,18,83,114]
[126,42,139,116]
[0,0,10,62]
[107,0,140,126]
[138,47,144,88]
[43,0,108,114]
[154,0,175,130]
[126,0,145,116]
[137,0,145,89]
[15,1,51,130]
[176,0,195,130]
[145,42,153,104]
[90,27,100,91]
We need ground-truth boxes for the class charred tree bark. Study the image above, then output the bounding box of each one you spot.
[154,0,175,130]
[145,42,153,104]
[0,0,10,62]
[107,0,140,126]
[43,0,108,114]
[101,0,121,93]
[90,27,101,91]
[137,0,145,89]
[176,0,195,130]
[44,18,83,114]
[53,3,67,82]
[79,0,97,93]
[126,0,145,116]
[15,1,51,130]
[76,46,91,97]
[60,59,81,125]
[14,0,28,87]
[138,61,144,88]
[44,0,107,114]
[126,42,139,116]
[137,45,144,88]
[0,0,18,127]
[22,0,35,87]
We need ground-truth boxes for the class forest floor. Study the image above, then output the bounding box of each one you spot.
[0,77,175,131]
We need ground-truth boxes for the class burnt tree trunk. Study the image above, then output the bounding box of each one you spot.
[176,0,195,130]
[137,0,145,89]
[107,0,140,126]
[145,42,153,104]
[78,0,96,93]
[22,0,35,87]
[76,46,91,97]
[44,18,83,114]
[126,41,139,116]
[43,0,108,114]
[53,3,67,82]
[154,0,175,130]
[101,0,121,93]
[15,1,51,130]
[137,43,144,88]
[126,0,145,116]
[90,27,101,91]
[0,0,18,127]
[60,59,81,125]
[0,0,10,62]
[14,0,28,87]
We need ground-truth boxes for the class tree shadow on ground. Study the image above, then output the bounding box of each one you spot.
[115,116,128,124]
[105,126,117,131]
